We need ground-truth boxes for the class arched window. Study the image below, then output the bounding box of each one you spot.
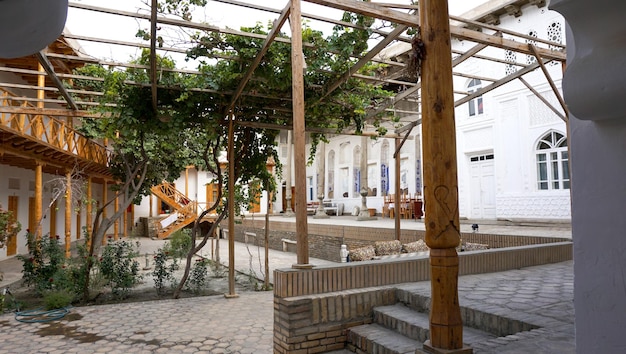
[467,78,483,117]
[536,131,569,190]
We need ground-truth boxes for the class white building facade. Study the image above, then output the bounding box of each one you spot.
[276,1,571,222]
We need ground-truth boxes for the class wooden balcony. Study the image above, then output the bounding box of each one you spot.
[0,90,112,181]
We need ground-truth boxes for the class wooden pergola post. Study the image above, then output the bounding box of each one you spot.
[290,0,311,269]
[419,0,471,353]
[225,112,239,298]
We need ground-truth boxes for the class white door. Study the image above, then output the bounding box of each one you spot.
[469,154,496,219]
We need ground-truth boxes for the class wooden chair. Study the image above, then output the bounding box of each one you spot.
[382,196,391,219]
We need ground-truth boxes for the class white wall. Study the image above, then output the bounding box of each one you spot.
[550,0,626,351]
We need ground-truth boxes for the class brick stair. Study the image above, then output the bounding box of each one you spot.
[346,299,497,353]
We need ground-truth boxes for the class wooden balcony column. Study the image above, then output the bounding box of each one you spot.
[101,180,108,245]
[64,170,72,258]
[86,176,92,249]
[123,203,128,238]
[114,193,119,241]
[35,63,45,139]
[34,161,43,240]
[419,0,472,353]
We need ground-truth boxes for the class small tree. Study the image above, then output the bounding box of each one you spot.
[0,206,20,250]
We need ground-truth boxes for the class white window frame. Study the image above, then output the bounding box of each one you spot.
[467,78,484,117]
[536,131,569,191]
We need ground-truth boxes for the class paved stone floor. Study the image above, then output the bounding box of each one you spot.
[0,216,574,353]
[0,261,575,353]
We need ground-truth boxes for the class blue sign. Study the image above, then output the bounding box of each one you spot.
[416,159,422,192]
[381,164,389,194]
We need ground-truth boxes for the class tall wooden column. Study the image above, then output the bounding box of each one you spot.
[64,171,72,258]
[284,130,294,215]
[34,162,43,240]
[101,181,108,245]
[86,177,92,249]
[420,0,471,353]
[114,195,119,241]
[225,113,238,298]
[290,0,311,268]
[123,204,128,238]
[394,138,401,240]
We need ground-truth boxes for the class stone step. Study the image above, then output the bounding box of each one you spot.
[347,303,498,354]
[374,303,497,346]
[374,303,430,342]
[395,286,540,338]
[347,323,420,354]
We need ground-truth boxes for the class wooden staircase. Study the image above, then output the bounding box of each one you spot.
[150,182,197,239]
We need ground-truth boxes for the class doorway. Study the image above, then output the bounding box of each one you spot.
[469,153,496,219]
[7,196,18,256]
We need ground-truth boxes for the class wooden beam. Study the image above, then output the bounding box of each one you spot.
[365,84,421,120]
[450,15,565,51]
[228,1,291,110]
[35,51,79,110]
[305,0,419,26]
[518,77,567,122]
[319,24,408,102]
[529,44,569,118]
[455,60,543,107]
[451,43,488,66]
[235,119,410,138]
[450,25,565,61]
[0,106,100,118]
[368,42,486,124]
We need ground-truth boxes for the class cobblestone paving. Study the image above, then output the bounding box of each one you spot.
[0,261,575,354]
[0,292,274,354]
[403,261,575,354]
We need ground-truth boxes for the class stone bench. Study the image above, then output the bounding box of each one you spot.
[281,238,297,252]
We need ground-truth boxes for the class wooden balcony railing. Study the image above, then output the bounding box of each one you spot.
[0,89,111,168]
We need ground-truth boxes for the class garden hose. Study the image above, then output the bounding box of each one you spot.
[14,307,71,323]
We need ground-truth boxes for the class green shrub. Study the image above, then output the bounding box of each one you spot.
[98,240,142,299]
[17,232,98,305]
[43,290,73,310]
[152,249,179,295]
[185,258,209,293]
[162,229,192,259]
[18,233,65,294]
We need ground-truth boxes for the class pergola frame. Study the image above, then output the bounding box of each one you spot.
[0,1,567,352]
[0,0,566,136]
